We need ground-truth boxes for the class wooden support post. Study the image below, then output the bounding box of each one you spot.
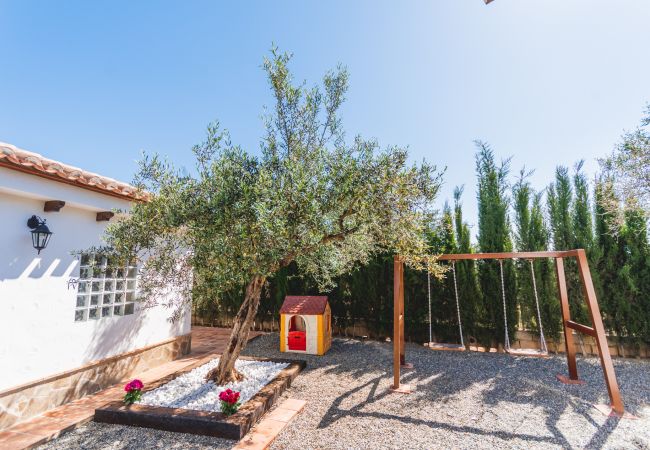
[399,262,410,368]
[400,267,405,364]
[393,256,401,390]
[391,256,411,393]
[575,250,625,415]
[422,250,627,415]
[555,257,579,382]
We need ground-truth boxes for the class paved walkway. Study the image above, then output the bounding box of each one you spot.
[0,327,263,450]
[233,399,306,450]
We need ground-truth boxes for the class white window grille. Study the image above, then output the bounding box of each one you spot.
[74,253,137,322]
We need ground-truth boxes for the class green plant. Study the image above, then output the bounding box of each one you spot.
[219,389,241,416]
[123,379,144,405]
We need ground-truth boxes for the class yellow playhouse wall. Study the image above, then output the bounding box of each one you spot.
[280,313,286,352]
[317,314,324,354]
[317,304,332,355]
[325,304,332,352]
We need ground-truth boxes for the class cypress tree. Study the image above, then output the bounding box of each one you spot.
[621,205,650,344]
[573,161,594,251]
[532,192,561,339]
[427,205,460,342]
[571,162,594,323]
[593,179,650,347]
[593,179,627,339]
[513,170,534,329]
[453,186,484,344]
[513,171,560,339]
[547,166,573,250]
[548,165,588,323]
[475,141,517,346]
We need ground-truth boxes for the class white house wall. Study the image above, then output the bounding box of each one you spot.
[0,167,191,391]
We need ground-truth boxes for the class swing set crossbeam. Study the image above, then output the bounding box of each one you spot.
[437,250,579,261]
[392,249,627,417]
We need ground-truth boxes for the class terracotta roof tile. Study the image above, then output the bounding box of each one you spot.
[280,296,328,315]
[0,141,149,201]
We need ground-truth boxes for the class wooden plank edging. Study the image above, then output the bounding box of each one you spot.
[94,359,306,440]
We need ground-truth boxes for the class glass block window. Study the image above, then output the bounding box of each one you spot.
[75,253,137,322]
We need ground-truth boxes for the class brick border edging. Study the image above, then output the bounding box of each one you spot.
[94,358,306,440]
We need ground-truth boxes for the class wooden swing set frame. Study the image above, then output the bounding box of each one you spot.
[392,249,626,416]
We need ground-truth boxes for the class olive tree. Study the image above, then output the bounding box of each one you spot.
[601,103,650,220]
[102,49,443,384]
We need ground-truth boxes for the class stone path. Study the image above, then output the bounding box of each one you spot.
[0,327,262,450]
[233,399,307,450]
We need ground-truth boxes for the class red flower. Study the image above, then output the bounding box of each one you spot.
[219,388,240,405]
[124,379,144,392]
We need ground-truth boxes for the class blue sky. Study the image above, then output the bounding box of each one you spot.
[1,1,649,233]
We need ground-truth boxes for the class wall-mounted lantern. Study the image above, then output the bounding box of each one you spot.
[27,215,53,254]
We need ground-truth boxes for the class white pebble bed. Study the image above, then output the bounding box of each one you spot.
[138,358,288,412]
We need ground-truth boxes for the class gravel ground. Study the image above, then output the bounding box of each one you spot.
[38,333,650,450]
[37,421,234,450]
[241,334,650,450]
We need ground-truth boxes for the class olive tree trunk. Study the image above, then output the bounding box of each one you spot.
[205,275,266,384]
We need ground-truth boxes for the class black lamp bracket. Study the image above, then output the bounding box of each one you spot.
[27,215,45,229]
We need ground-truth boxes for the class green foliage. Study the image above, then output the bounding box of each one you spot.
[601,103,650,218]
[109,54,650,350]
[592,178,650,344]
[475,141,517,345]
[123,381,143,405]
[512,170,560,339]
[547,164,593,324]
[620,208,650,342]
[197,163,650,348]
[573,161,594,250]
[123,389,142,405]
[547,166,573,250]
[427,205,460,342]
[103,48,444,326]
[452,186,484,344]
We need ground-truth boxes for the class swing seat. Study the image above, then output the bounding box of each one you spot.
[425,342,466,351]
[505,348,549,358]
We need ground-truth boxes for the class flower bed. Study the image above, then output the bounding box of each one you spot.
[94,356,305,440]
[138,358,287,412]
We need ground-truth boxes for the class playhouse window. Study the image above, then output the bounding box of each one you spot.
[74,253,137,322]
[289,315,306,332]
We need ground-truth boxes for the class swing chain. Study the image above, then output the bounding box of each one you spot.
[499,259,511,351]
[529,259,548,353]
[451,262,465,347]
[427,267,432,344]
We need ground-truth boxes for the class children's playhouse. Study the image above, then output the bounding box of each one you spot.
[279,295,332,355]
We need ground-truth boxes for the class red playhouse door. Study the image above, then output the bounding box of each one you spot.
[288,316,307,351]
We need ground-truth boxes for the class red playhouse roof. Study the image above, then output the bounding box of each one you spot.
[280,296,328,315]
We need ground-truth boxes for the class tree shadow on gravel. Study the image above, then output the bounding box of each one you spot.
[314,366,622,449]
[315,371,566,446]
[583,416,622,450]
[242,334,648,448]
